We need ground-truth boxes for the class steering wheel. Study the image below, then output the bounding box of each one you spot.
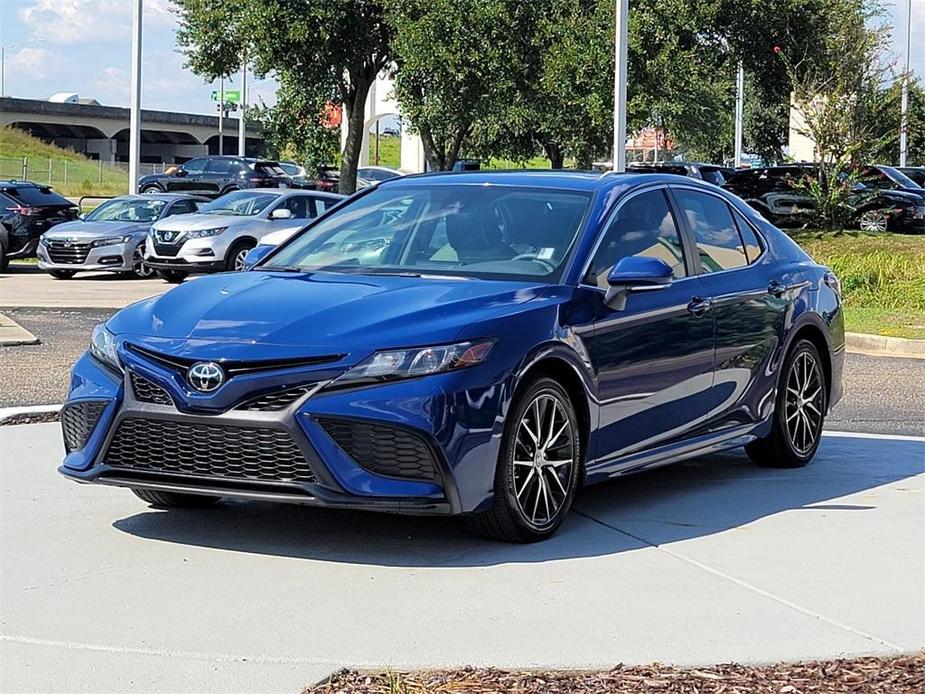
[512,252,557,273]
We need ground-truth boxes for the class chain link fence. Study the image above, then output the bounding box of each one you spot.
[0,157,173,195]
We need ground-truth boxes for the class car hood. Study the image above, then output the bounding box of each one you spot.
[42,220,148,239]
[108,270,548,361]
[152,214,260,232]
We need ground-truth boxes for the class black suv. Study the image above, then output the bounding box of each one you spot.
[627,161,734,186]
[898,167,925,187]
[137,157,298,198]
[723,165,925,233]
[0,181,79,271]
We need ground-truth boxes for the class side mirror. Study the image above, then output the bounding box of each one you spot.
[270,208,294,220]
[241,244,274,271]
[173,168,187,177]
[604,256,673,310]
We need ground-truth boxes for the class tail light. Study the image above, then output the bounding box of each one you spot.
[6,205,36,215]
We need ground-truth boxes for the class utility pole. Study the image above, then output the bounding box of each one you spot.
[734,63,745,168]
[612,0,629,172]
[1,39,46,98]
[237,58,247,157]
[218,76,224,156]
[128,0,142,194]
[899,0,912,167]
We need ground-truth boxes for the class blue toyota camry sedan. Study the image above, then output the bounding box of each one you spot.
[59,171,844,542]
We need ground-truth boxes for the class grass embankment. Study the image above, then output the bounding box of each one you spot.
[0,126,128,197]
[792,231,925,339]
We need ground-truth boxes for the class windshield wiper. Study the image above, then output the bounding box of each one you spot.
[256,265,306,273]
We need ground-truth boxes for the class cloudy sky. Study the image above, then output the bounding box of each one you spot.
[1,0,922,116]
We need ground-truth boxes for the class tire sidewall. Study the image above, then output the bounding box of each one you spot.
[227,240,254,271]
[775,340,827,464]
[497,377,581,539]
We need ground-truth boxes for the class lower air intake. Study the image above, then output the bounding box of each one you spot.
[317,417,439,482]
[61,401,108,452]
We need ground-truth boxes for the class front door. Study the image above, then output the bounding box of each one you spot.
[582,187,715,465]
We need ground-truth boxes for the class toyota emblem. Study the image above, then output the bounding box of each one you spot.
[187,361,225,392]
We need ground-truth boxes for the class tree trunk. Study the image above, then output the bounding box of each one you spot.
[543,142,564,169]
[338,73,373,195]
[419,126,446,171]
[573,144,593,170]
[445,123,471,171]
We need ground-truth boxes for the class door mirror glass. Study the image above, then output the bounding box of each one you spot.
[605,256,673,310]
[270,208,294,220]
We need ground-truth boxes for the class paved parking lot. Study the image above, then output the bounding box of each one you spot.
[1,424,922,693]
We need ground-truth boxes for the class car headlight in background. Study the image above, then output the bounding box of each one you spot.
[89,324,122,372]
[187,227,227,239]
[333,340,495,386]
[90,235,133,248]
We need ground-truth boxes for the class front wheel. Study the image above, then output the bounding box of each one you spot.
[131,244,156,279]
[465,377,581,542]
[857,208,890,233]
[48,269,76,280]
[226,240,255,272]
[156,269,188,283]
[746,339,827,468]
[131,488,220,508]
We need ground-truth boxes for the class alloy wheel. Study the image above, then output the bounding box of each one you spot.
[784,351,824,456]
[511,393,575,528]
[133,246,155,278]
[858,209,888,232]
[233,248,250,271]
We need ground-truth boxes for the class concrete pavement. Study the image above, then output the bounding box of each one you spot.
[1,423,922,693]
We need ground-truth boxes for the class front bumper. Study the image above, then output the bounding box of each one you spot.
[144,235,234,272]
[57,349,506,515]
[37,240,135,272]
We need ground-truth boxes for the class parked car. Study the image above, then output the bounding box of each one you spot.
[278,161,317,190]
[60,170,844,542]
[241,192,346,266]
[628,162,735,186]
[137,157,297,198]
[357,166,403,188]
[35,194,206,280]
[0,181,79,268]
[854,165,924,197]
[723,165,925,232]
[144,188,340,282]
[897,166,925,187]
[314,166,340,193]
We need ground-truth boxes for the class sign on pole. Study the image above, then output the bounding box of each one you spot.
[211,89,241,104]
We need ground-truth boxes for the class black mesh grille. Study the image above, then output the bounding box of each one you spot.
[103,417,315,483]
[152,243,180,257]
[236,386,313,411]
[61,401,107,452]
[130,372,174,406]
[317,417,438,482]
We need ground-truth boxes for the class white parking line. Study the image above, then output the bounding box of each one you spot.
[823,430,925,443]
[0,403,62,423]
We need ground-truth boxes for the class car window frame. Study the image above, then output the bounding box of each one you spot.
[181,158,208,176]
[667,184,768,277]
[578,184,698,292]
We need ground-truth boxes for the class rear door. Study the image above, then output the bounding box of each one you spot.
[581,186,716,464]
[170,158,207,193]
[202,158,235,195]
[670,186,787,429]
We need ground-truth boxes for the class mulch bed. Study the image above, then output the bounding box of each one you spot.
[0,411,61,426]
[308,655,925,693]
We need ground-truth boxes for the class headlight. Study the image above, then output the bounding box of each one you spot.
[90,235,133,248]
[334,340,495,386]
[89,323,122,372]
[187,227,227,239]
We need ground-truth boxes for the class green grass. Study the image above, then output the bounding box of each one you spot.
[367,134,401,169]
[790,231,925,339]
[0,126,128,197]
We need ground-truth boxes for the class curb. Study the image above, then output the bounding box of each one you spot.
[0,403,62,424]
[845,332,925,360]
[0,312,39,346]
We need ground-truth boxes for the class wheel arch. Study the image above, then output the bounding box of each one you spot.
[784,318,833,405]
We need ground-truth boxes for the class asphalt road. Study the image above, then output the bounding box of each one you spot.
[2,424,921,692]
[1,304,923,436]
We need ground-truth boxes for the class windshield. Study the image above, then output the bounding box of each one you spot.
[264,184,590,281]
[85,198,166,223]
[879,166,922,189]
[199,191,279,216]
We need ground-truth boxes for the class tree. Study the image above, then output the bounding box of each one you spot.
[174,0,392,194]
[869,78,925,166]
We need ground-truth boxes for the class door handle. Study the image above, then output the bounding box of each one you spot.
[687,296,713,316]
[767,280,787,297]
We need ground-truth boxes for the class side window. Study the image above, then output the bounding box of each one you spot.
[280,196,310,219]
[205,158,232,175]
[674,189,747,273]
[313,197,336,215]
[165,200,195,217]
[731,208,764,263]
[181,158,207,175]
[583,189,687,289]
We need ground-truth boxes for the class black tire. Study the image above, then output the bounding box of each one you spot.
[465,376,582,542]
[746,339,827,468]
[156,269,188,283]
[0,243,8,273]
[48,269,76,280]
[130,243,156,279]
[140,184,164,194]
[131,488,220,508]
[226,239,255,272]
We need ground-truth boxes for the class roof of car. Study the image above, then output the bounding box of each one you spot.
[382,169,703,192]
[0,180,49,189]
[124,193,210,202]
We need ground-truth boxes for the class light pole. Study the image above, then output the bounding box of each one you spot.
[734,63,745,168]
[238,58,247,157]
[899,0,912,167]
[1,37,46,98]
[612,0,629,172]
[128,0,142,194]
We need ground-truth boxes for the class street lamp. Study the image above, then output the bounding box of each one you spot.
[613,0,629,172]
[128,0,143,194]
[0,37,46,98]
[899,0,912,167]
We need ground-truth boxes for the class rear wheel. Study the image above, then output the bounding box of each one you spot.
[0,243,7,273]
[857,208,889,232]
[465,377,581,542]
[156,269,188,283]
[746,339,827,468]
[226,240,255,272]
[48,269,76,280]
[140,184,164,194]
[131,488,220,508]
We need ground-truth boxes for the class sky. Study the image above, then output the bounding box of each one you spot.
[1,0,922,117]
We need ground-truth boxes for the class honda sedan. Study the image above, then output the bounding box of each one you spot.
[59,171,844,542]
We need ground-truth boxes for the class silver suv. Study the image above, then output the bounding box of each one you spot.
[144,189,343,282]
[36,194,205,280]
